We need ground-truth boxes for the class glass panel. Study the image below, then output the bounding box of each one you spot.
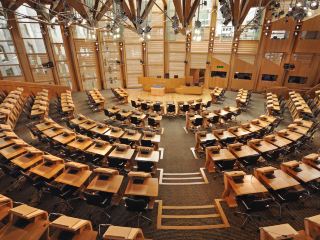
[0,65,22,76]
[0,53,20,65]
[0,42,16,54]
[28,54,49,68]
[19,22,43,38]
[73,25,96,40]
[215,2,234,38]
[0,29,12,41]
[59,78,73,88]
[57,62,70,78]
[24,39,46,53]
[52,44,67,60]
[16,4,38,22]
[49,26,64,43]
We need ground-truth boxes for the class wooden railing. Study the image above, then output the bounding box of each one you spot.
[0,81,70,99]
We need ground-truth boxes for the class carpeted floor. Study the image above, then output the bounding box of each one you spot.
[1,89,320,240]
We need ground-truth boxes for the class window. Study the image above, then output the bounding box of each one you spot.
[211,71,227,78]
[234,72,252,80]
[300,31,320,40]
[0,2,22,78]
[262,74,277,81]
[270,30,289,40]
[288,76,307,84]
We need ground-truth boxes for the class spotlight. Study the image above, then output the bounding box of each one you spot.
[195,20,201,28]
[310,0,319,10]
[144,25,152,33]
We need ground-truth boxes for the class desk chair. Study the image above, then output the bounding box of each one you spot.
[220,136,236,147]
[82,191,112,224]
[124,197,152,227]
[166,103,176,116]
[130,116,142,128]
[104,109,116,124]
[107,157,127,174]
[221,112,234,123]
[152,103,162,114]
[44,182,79,213]
[235,195,273,229]
[207,115,220,128]
[273,188,307,220]
[140,139,154,148]
[137,161,154,173]
[119,137,135,148]
[202,100,212,110]
[239,155,260,171]
[192,103,201,113]
[19,171,45,204]
[213,159,237,179]
[140,103,150,113]
[131,100,140,109]
[147,118,159,130]
[0,164,24,191]
[200,139,217,153]
[190,117,203,131]
[178,103,189,115]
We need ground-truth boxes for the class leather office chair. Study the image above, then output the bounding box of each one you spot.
[44,182,79,213]
[191,117,203,130]
[140,139,154,148]
[235,195,273,229]
[119,137,135,148]
[192,103,201,113]
[179,104,189,115]
[239,154,260,171]
[152,103,162,114]
[166,104,176,116]
[147,118,159,129]
[141,103,150,112]
[137,161,154,173]
[131,100,139,109]
[107,157,127,174]
[82,191,112,224]
[124,197,152,227]
[273,188,307,220]
[130,116,142,127]
[202,100,212,110]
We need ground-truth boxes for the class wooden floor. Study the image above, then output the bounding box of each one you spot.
[126,88,212,103]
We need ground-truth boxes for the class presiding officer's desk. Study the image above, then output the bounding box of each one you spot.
[139,76,196,93]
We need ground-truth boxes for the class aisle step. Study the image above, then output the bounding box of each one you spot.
[156,199,230,230]
[158,168,208,185]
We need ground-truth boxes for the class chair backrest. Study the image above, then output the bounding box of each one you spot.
[216,159,236,171]
[141,103,148,110]
[116,113,122,120]
[130,116,138,124]
[137,161,154,172]
[194,117,203,126]
[125,197,148,212]
[182,104,189,112]
[167,104,175,112]
[153,104,161,111]
[141,139,153,147]
[104,109,110,117]
[131,100,137,108]
[206,101,212,108]
[83,191,104,206]
[119,137,130,145]
[148,118,156,126]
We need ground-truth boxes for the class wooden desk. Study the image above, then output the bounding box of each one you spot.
[0,204,49,240]
[79,121,97,130]
[105,129,125,139]
[86,169,124,194]
[304,214,320,239]
[277,130,303,142]
[281,161,320,183]
[85,141,113,156]
[260,224,298,240]
[228,127,252,138]
[29,155,65,180]
[11,151,43,170]
[255,167,300,191]
[35,121,55,131]
[108,148,135,160]
[213,130,236,142]
[229,144,260,159]
[50,215,97,240]
[287,124,309,135]
[205,148,236,172]
[248,140,278,154]
[0,194,12,222]
[70,116,88,125]
[0,144,27,160]
[222,171,268,207]
[151,86,165,96]
[54,165,92,188]
[90,124,110,135]
[302,153,320,170]
[42,126,64,138]
[293,119,314,128]
[122,132,142,142]
[141,134,161,150]
[103,226,144,240]
[264,135,292,148]
[135,150,160,163]
[68,137,93,151]
[53,131,76,145]
[0,136,14,149]
[125,177,158,209]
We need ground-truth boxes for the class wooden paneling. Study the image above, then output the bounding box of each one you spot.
[208,56,230,88]
[0,80,70,98]
[230,57,255,90]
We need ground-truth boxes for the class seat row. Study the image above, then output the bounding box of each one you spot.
[86,89,105,111]
[0,195,149,240]
[0,87,25,128]
[205,118,318,173]
[111,88,128,104]
[56,90,75,119]
[235,89,252,110]
[196,114,280,152]
[210,87,226,103]
[288,91,314,120]
[28,89,50,120]
[0,124,159,228]
[266,92,286,116]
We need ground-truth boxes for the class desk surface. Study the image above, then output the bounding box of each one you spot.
[249,140,278,153]
[53,132,76,145]
[213,130,236,140]
[68,138,93,150]
[108,148,135,160]
[11,153,43,170]
[86,142,113,156]
[264,135,292,148]
[86,174,124,193]
[283,162,320,183]
[0,145,27,160]
[42,127,64,138]
[260,224,298,239]
[29,162,65,180]
[135,151,160,163]
[125,177,159,197]
[256,168,300,191]
[209,149,236,161]
[90,125,110,135]
[54,169,92,187]
[227,173,268,196]
[229,145,259,159]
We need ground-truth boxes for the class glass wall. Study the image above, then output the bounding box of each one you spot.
[48,26,73,88]
[0,13,22,79]
[17,4,54,84]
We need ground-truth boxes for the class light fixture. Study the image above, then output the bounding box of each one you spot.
[310,0,319,10]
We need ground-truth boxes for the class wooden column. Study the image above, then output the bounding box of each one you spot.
[226,34,239,90]
[118,42,127,88]
[142,42,147,76]
[97,30,107,89]
[163,4,169,75]
[7,12,34,82]
[185,33,191,80]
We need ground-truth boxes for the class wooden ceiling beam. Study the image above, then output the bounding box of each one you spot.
[128,0,136,21]
[173,0,184,26]
[186,0,200,25]
[66,0,89,20]
[232,0,240,27]
[121,0,137,27]
[136,0,142,17]
[239,0,255,26]
[4,0,26,11]
[141,0,155,20]
[185,0,191,25]
[95,0,112,21]
[92,0,100,18]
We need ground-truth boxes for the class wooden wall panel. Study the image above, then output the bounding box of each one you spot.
[230,57,255,90]
[208,56,230,88]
